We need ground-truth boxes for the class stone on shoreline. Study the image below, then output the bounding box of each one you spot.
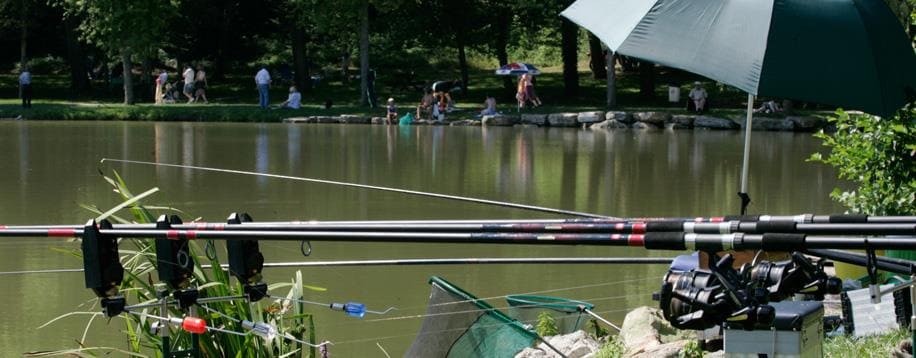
[631,122,660,130]
[633,112,670,126]
[548,113,579,127]
[577,111,605,123]
[668,115,695,129]
[283,117,313,123]
[371,117,386,124]
[514,330,601,358]
[338,115,370,124]
[752,117,796,131]
[590,119,629,130]
[607,111,634,123]
[521,114,548,126]
[316,116,339,124]
[621,306,696,358]
[483,115,519,126]
[788,116,827,132]
[450,119,481,126]
[695,116,739,130]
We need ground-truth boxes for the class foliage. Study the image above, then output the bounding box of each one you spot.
[592,336,626,358]
[56,0,179,59]
[809,106,916,215]
[823,328,909,357]
[585,318,610,339]
[534,311,559,337]
[39,171,323,357]
[677,339,704,358]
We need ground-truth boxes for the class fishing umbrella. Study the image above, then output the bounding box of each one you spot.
[496,62,541,76]
[562,0,916,214]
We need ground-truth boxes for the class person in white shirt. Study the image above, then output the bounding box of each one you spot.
[688,81,708,113]
[279,86,301,109]
[182,65,195,103]
[255,66,271,109]
[19,67,32,108]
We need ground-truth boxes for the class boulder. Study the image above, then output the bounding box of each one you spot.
[514,331,601,358]
[450,119,481,126]
[547,113,579,127]
[633,112,671,126]
[590,120,630,130]
[413,119,431,125]
[371,117,386,125]
[283,117,313,124]
[338,114,370,124]
[606,111,634,123]
[520,114,549,126]
[514,124,540,128]
[620,307,694,354]
[482,115,519,126]
[631,122,660,130]
[429,120,448,126]
[788,116,827,132]
[629,340,692,358]
[752,117,796,131]
[694,116,739,130]
[315,116,339,124]
[577,111,606,123]
[668,115,695,129]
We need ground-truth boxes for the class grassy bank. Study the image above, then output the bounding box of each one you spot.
[0,66,830,122]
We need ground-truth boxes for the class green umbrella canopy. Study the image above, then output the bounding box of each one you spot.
[562,0,916,117]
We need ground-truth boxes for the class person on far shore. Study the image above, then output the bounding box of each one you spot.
[416,88,434,120]
[182,65,195,103]
[480,94,497,116]
[255,65,271,109]
[386,98,398,125]
[523,73,541,107]
[154,68,166,104]
[277,86,301,109]
[516,75,527,110]
[688,81,708,113]
[19,66,32,109]
[194,65,208,104]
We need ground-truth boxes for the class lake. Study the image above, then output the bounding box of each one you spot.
[0,121,840,356]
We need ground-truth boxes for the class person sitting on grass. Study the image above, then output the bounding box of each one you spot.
[386,98,398,125]
[688,81,708,113]
[480,94,497,116]
[754,100,783,114]
[277,86,301,109]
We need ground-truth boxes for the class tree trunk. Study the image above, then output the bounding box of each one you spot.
[359,0,370,106]
[607,52,617,108]
[19,0,27,66]
[291,24,309,91]
[494,6,512,91]
[588,33,607,80]
[560,17,579,97]
[139,56,152,102]
[213,5,236,80]
[121,49,135,105]
[639,60,655,101]
[457,37,469,94]
[64,15,90,93]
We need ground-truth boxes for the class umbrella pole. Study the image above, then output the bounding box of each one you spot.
[739,93,755,215]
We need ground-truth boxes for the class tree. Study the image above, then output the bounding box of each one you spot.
[359,0,370,106]
[559,1,579,97]
[59,0,179,104]
[810,106,916,216]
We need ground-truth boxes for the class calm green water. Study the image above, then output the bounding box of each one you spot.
[0,121,840,356]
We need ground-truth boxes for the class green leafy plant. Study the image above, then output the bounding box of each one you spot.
[592,336,626,358]
[809,105,916,216]
[34,171,325,357]
[677,339,704,358]
[534,311,560,337]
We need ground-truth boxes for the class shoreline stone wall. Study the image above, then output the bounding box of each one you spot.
[284,111,830,132]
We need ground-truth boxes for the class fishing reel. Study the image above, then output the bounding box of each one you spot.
[226,212,267,301]
[655,254,774,330]
[744,252,842,301]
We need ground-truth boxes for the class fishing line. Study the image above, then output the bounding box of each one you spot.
[199,304,332,348]
[101,158,612,219]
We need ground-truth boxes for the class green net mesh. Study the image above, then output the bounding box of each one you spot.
[405,276,537,357]
[506,295,594,334]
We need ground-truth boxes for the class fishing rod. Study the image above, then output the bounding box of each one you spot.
[7,218,913,236]
[100,158,611,219]
[0,258,675,276]
[5,219,916,251]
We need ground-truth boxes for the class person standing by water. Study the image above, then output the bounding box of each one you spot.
[19,66,32,109]
[194,65,208,104]
[516,75,527,110]
[386,98,398,125]
[523,73,541,107]
[155,69,168,105]
[182,65,195,103]
[255,66,271,109]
